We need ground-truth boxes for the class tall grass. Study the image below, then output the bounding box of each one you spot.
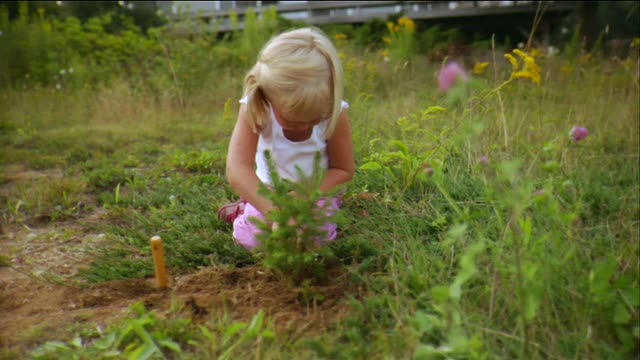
[0,4,638,359]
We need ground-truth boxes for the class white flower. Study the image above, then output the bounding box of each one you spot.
[60,69,66,75]
[518,42,525,49]
[56,83,61,90]
[68,68,74,74]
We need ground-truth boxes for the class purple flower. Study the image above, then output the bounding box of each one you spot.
[479,156,489,165]
[438,62,469,92]
[570,126,589,142]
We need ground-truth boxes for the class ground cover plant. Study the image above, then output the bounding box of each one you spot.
[0,3,639,359]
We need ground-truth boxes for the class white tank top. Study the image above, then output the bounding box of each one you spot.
[239,97,349,185]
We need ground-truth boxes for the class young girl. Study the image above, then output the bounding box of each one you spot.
[219,27,355,251]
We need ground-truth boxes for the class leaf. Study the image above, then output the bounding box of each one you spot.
[589,258,617,302]
[450,241,484,301]
[359,161,383,171]
[158,339,182,352]
[128,343,156,360]
[413,344,438,360]
[389,140,410,155]
[497,160,522,183]
[70,336,82,348]
[613,303,632,324]
[225,322,247,337]
[411,311,439,333]
[519,217,532,246]
[431,285,450,302]
[444,223,467,244]
[247,310,265,333]
[261,330,276,338]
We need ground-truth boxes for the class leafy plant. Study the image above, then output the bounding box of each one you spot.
[31,302,187,359]
[194,309,275,359]
[251,150,343,286]
[383,16,417,63]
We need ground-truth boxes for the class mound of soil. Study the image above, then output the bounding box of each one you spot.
[0,261,363,352]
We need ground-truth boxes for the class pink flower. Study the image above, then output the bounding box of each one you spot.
[570,126,589,142]
[438,62,469,92]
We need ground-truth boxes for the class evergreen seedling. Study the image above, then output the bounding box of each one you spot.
[250,150,343,286]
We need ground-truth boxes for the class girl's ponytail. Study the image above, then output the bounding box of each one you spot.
[243,63,270,133]
[313,30,344,139]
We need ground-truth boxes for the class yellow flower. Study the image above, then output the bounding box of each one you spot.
[473,61,489,75]
[386,21,394,33]
[632,38,640,48]
[383,36,392,44]
[513,70,541,84]
[335,33,348,40]
[506,50,542,85]
[398,16,416,32]
[523,56,541,75]
[382,49,390,57]
[513,49,528,59]
[394,25,400,33]
[505,54,519,71]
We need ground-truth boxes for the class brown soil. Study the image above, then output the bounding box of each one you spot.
[0,167,366,355]
[0,222,363,353]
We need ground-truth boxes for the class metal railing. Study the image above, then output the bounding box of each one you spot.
[169,1,578,33]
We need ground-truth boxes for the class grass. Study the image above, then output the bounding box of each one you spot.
[1,34,638,359]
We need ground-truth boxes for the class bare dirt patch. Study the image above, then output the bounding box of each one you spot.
[0,167,364,354]
[1,262,363,353]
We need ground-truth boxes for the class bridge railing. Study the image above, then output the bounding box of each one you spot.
[168,1,578,33]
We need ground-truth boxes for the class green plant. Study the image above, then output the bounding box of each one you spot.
[384,16,417,63]
[359,106,451,197]
[171,148,220,173]
[31,302,187,359]
[194,309,275,359]
[251,150,343,286]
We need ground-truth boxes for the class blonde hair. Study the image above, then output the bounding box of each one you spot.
[242,27,344,139]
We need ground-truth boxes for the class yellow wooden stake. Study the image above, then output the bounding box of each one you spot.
[150,235,168,288]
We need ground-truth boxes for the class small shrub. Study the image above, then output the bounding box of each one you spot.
[252,150,344,286]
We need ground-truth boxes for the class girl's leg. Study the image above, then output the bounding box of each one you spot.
[232,203,264,250]
[232,197,342,250]
[317,197,341,244]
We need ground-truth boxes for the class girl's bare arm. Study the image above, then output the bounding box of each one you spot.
[226,105,275,216]
[322,110,355,192]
